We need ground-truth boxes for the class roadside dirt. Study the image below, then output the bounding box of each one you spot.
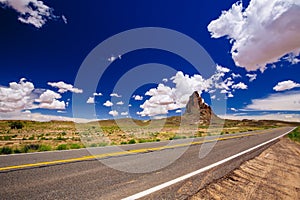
[190,137,300,200]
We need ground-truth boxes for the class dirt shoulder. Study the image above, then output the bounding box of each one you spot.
[190,137,300,200]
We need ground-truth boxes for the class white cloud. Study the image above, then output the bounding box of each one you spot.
[121,112,128,116]
[231,73,241,79]
[208,0,300,71]
[228,93,234,98]
[35,90,61,103]
[35,89,65,110]
[0,0,60,28]
[246,92,300,111]
[221,113,300,123]
[175,110,182,113]
[108,55,122,62]
[133,95,143,101]
[116,101,124,105]
[109,110,118,117]
[273,80,300,91]
[0,112,94,123]
[62,15,67,24]
[39,99,65,110]
[216,65,230,73]
[246,74,257,82]
[230,107,238,112]
[232,82,248,90]
[0,78,35,112]
[86,97,95,104]
[128,104,132,107]
[93,92,103,96]
[283,53,300,65]
[162,78,168,83]
[138,68,226,117]
[103,100,113,107]
[110,93,121,98]
[57,110,66,113]
[22,110,31,114]
[138,66,248,117]
[48,81,83,93]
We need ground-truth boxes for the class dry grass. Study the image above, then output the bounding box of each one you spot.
[0,118,297,154]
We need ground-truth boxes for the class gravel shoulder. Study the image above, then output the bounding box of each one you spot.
[190,137,300,200]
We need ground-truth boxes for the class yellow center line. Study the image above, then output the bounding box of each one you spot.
[0,128,280,172]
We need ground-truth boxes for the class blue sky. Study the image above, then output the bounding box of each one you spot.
[0,0,299,122]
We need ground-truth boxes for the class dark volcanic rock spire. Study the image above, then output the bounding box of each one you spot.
[184,91,219,124]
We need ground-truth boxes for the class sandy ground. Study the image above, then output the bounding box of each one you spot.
[190,137,300,200]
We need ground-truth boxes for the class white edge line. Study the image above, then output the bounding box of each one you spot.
[122,127,296,200]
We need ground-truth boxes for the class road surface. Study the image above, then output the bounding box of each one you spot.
[0,127,294,200]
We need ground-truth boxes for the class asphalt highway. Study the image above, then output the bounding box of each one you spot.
[0,127,294,200]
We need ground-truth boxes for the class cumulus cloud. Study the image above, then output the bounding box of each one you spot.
[273,80,300,91]
[231,73,241,79]
[208,0,300,71]
[138,66,245,117]
[93,92,103,96]
[35,90,65,110]
[110,93,121,98]
[232,82,248,90]
[175,110,181,113]
[0,112,93,123]
[62,15,67,24]
[103,100,113,107]
[48,81,83,93]
[35,90,61,103]
[246,92,300,111]
[86,97,95,104]
[109,110,118,117]
[121,112,128,116]
[133,95,143,101]
[0,78,35,112]
[0,0,61,28]
[230,107,238,112]
[116,101,124,105]
[39,99,65,110]
[162,78,168,83]
[108,55,121,62]
[246,74,257,82]
[221,113,300,123]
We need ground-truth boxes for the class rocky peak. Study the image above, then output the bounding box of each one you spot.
[184,91,218,124]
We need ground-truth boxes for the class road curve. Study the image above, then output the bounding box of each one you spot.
[0,127,295,200]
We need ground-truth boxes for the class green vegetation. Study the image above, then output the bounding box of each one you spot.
[288,127,300,143]
[0,118,298,155]
[0,146,13,154]
[9,121,24,129]
[128,139,136,144]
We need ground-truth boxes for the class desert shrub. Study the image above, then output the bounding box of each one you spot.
[128,139,136,144]
[89,143,98,147]
[28,135,35,140]
[9,121,24,129]
[288,127,300,142]
[3,136,12,140]
[98,142,108,147]
[57,144,68,150]
[13,148,22,154]
[69,143,82,149]
[22,144,40,153]
[0,147,13,154]
[120,141,127,145]
[38,145,52,152]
